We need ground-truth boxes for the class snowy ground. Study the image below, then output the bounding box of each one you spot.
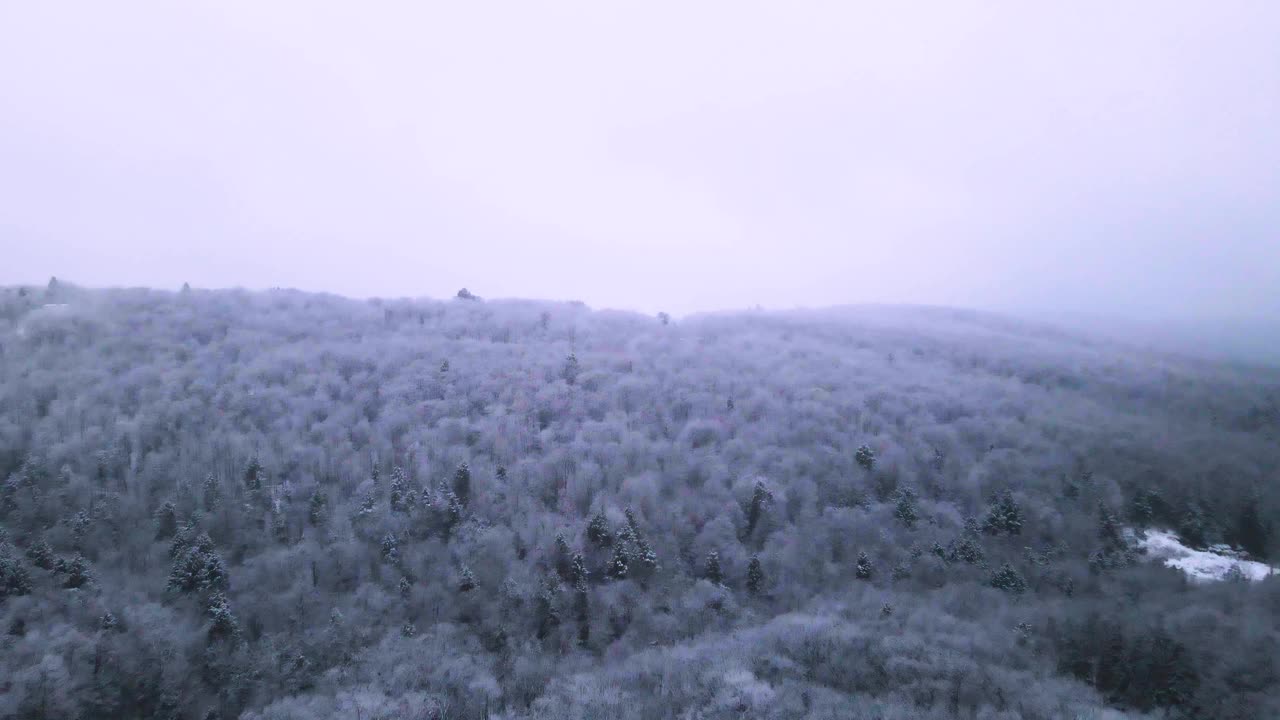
[1132,529,1276,582]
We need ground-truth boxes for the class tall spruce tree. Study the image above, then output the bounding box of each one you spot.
[855,551,875,580]
[1235,491,1270,558]
[573,567,590,648]
[893,487,919,529]
[389,466,412,513]
[746,555,764,596]
[855,445,877,472]
[587,512,613,548]
[453,462,472,507]
[989,563,1027,594]
[982,490,1024,536]
[554,533,573,583]
[704,550,723,585]
[608,543,629,580]
[744,480,773,541]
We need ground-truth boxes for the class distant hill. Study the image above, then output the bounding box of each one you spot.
[1,284,1277,720]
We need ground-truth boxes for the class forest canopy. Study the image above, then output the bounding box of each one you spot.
[1,282,1278,719]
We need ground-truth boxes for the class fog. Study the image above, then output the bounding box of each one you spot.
[2,1,1278,324]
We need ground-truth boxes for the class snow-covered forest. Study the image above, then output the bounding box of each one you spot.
[1,281,1277,719]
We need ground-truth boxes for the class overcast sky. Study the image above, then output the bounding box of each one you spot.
[2,1,1278,318]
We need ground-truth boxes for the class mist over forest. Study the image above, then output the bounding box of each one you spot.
[0,279,1277,719]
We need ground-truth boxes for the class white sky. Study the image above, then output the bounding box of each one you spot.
[2,1,1278,318]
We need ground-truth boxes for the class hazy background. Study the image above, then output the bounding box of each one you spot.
[2,1,1278,327]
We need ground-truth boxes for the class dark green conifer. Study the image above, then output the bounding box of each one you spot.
[855,445,877,472]
[746,555,764,595]
[155,501,179,539]
[587,512,613,547]
[989,563,1027,594]
[855,551,874,580]
[982,490,1023,536]
[894,487,919,529]
[453,462,471,506]
[704,550,723,585]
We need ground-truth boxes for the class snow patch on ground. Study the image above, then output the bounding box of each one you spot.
[1133,529,1275,582]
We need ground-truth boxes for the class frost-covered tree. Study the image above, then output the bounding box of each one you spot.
[607,543,629,580]
[855,551,875,580]
[989,563,1027,594]
[58,553,93,589]
[380,532,399,563]
[1088,534,1135,574]
[389,466,413,513]
[25,537,54,570]
[0,548,32,599]
[1178,502,1210,548]
[623,508,658,574]
[244,457,264,492]
[982,490,1024,536]
[587,512,613,548]
[703,550,723,585]
[168,534,226,595]
[154,501,178,540]
[1097,500,1124,547]
[1234,491,1271,559]
[855,445,877,472]
[948,533,986,565]
[931,541,948,562]
[308,490,328,527]
[746,555,764,595]
[1128,489,1155,526]
[70,509,92,547]
[202,473,220,511]
[562,353,580,386]
[453,462,471,507]
[554,533,573,583]
[441,489,465,538]
[893,486,919,529]
[534,576,560,640]
[744,480,773,542]
[458,565,476,592]
[206,593,240,642]
[573,569,590,648]
[570,552,588,586]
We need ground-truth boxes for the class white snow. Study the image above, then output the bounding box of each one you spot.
[1133,529,1275,582]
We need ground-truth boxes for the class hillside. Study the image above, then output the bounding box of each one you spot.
[1,283,1278,719]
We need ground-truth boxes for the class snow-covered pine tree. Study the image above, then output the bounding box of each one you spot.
[746,555,764,595]
[894,486,919,529]
[608,543,629,580]
[453,462,471,506]
[989,563,1027,594]
[587,512,613,547]
[855,551,875,580]
[745,480,773,540]
[855,445,877,472]
[458,565,476,592]
[982,490,1023,536]
[704,550,723,585]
